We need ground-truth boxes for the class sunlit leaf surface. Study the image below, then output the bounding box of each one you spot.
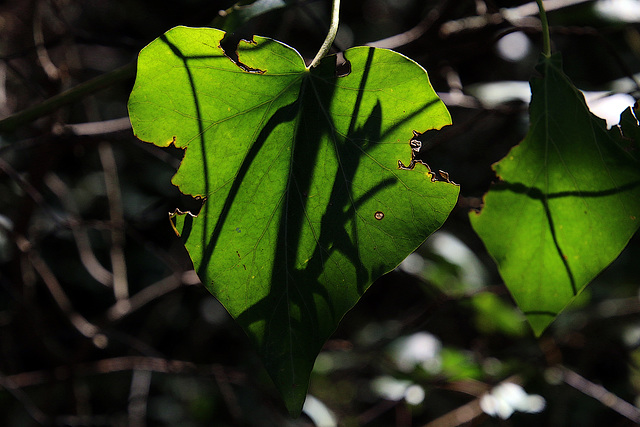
[471,54,640,336]
[128,26,458,415]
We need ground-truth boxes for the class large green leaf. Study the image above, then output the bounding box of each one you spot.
[470,54,640,336]
[128,26,458,415]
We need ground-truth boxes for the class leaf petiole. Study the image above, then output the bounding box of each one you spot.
[308,0,340,69]
[535,0,551,57]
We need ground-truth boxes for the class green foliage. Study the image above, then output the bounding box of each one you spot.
[128,26,459,415]
[470,53,640,336]
[471,292,527,337]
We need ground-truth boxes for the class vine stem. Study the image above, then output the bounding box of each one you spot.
[308,0,341,69]
[535,0,551,57]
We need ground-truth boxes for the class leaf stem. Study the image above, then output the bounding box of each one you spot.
[535,0,551,57]
[308,0,340,69]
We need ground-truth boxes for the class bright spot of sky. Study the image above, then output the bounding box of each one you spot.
[480,382,546,419]
[496,31,531,62]
[303,394,337,427]
[595,0,640,22]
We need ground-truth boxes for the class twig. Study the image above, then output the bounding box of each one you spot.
[34,1,61,81]
[0,157,58,221]
[211,364,243,422]
[63,117,132,135]
[2,357,217,389]
[423,398,484,427]
[18,237,108,348]
[366,0,457,50]
[366,8,441,49]
[357,399,401,425]
[106,271,200,322]
[45,173,114,287]
[423,375,522,427]
[557,365,640,423]
[440,0,590,37]
[99,142,129,300]
[128,369,152,427]
[0,370,51,425]
[0,61,135,133]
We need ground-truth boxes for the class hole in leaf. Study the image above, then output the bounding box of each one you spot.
[335,53,351,77]
[219,33,265,74]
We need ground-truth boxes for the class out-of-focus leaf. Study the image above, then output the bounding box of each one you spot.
[471,292,526,337]
[470,53,640,336]
[212,0,291,33]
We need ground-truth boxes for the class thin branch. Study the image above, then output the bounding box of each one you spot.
[423,398,484,427]
[18,237,108,348]
[0,61,135,133]
[366,0,457,50]
[34,1,61,81]
[366,8,440,49]
[45,173,114,287]
[128,370,152,427]
[0,370,51,425]
[106,271,200,322]
[558,366,640,423]
[440,0,590,37]
[64,117,132,135]
[1,357,225,389]
[99,142,129,300]
[211,364,243,422]
[423,375,522,427]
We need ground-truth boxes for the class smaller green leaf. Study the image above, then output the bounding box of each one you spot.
[470,54,640,336]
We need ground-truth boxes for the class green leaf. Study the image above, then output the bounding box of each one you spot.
[128,26,458,415]
[470,53,640,336]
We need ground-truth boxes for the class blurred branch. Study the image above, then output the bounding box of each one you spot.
[211,364,243,422]
[357,399,401,425]
[17,236,108,348]
[128,370,152,427]
[63,117,132,136]
[0,61,135,133]
[366,0,454,49]
[0,370,51,426]
[106,271,200,322]
[1,357,237,389]
[0,157,58,221]
[423,375,522,427]
[45,173,114,287]
[2,356,250,425]
[33,0,61,81]
[557,365,640,423]
[440,0,591,37]
[98,142,128,300]
[423,397,483,427]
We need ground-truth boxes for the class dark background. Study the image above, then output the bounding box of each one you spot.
[1,0,640,425]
